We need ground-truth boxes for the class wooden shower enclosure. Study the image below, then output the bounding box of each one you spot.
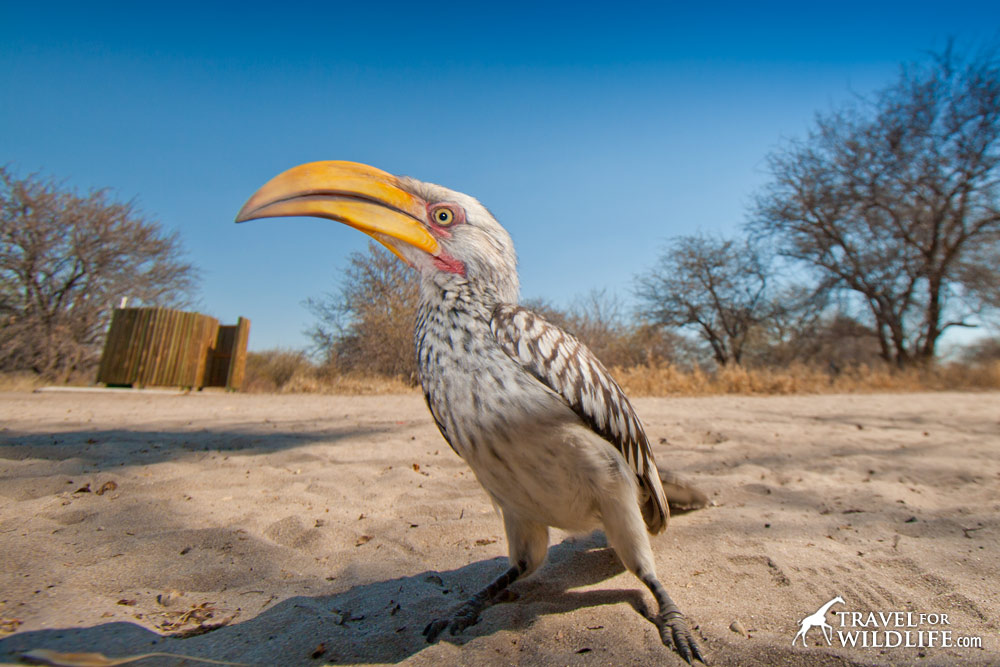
[96,307,250,390]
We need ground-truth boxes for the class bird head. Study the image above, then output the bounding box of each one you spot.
[236,161,518,303]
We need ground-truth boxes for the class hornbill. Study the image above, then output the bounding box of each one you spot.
[237,161,706,664]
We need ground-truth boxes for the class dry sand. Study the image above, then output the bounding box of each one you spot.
[0,390,997,666]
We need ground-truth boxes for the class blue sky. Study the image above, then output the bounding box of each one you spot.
[2,2,998,351]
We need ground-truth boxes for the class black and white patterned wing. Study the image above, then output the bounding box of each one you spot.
[490,304,669,533]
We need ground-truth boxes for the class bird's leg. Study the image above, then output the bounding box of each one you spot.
[423,561,524,642]
[639,569,706,665]
[424,512,548,643]
[599,479,706,664]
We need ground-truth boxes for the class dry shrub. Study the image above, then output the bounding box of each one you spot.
[243,348,415,395]
[243,349,316,393]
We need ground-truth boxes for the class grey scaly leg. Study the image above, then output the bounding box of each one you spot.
[423,561,524,642]
[640,570,706,664]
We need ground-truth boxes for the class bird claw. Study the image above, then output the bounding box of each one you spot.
[422,618,451,643]
[657,611,707,664]
[422,604,481,643]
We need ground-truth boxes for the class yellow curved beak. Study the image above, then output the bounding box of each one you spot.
[235,161,440,260]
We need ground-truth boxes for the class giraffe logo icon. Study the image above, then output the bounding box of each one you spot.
[793,595,845,646]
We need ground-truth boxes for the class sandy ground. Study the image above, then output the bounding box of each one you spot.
[0,389,997,666]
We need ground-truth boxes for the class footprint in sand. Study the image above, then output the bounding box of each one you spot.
[264,516,321,550]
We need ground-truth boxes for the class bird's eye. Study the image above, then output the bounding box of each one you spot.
[434,208,455,226]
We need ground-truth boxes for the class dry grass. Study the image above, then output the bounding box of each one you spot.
[243,351,999,397]
[613,360,1000,396]
[0,372,46,392]
[7,354,995,397]
[275,371,416,395]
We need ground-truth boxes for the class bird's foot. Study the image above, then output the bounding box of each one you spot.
[423,600,482,643]
[423,564,523,643]
[656,610,706,665]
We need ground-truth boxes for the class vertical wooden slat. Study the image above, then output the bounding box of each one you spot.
[176,312,187,385]
[208,326,235,387]
[163,310,181,386]
[130,308,146,386]
[146,308,165,386]
[150,309,164,386]
[97,309,126,384]
[205,316,220,387]
[163,310,177,386]
[177,311,195,387]
[132,308,151,387]
[226,317,251,391]
[105,308,127,383]
[106,308,130,384]
[157,310,172,386]
[147,309,163,386]
[172,312,185,386]
[119,308,140,384]
[96,309,116,384]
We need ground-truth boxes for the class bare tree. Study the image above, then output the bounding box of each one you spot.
[961,335,1000,363]
[747,306,885,370]
[305,242,420,381]
[0,168,198,379]
[956,241,1000,310]
[751,43,1000,366]
[524,290,696,368]
[635,234,773,366]
[307,248,698,382]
